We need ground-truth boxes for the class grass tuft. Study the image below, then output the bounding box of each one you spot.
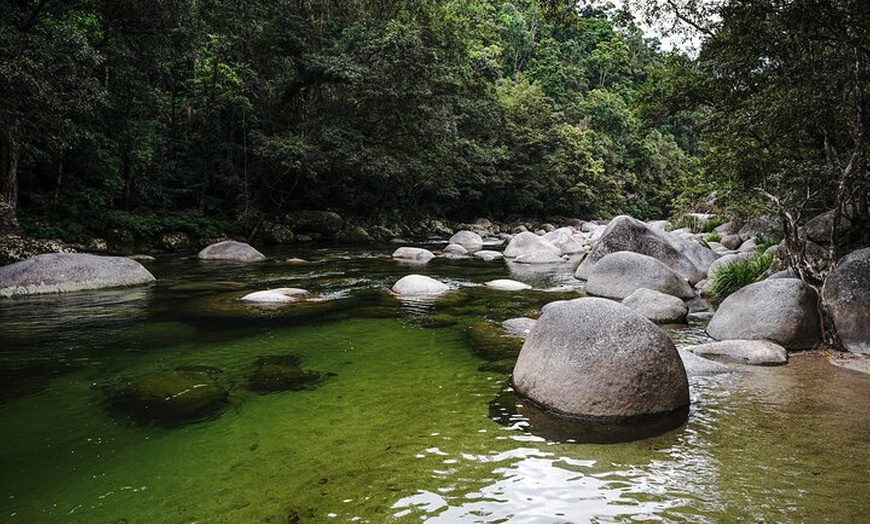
[709,254,773,302]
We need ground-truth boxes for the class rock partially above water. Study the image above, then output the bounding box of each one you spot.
[688,340,788,366]
[584,251,695,300]
[391,247,436,263]
[512,297,689,419]
[391,274,450,295]
[240,288,309,303]
[198,240,266,262]
[484,279,532,291]
[449,230,484,253]
[707,279,821,350]
[0,253,156,297]
[678,350,733,376]
[622,288,689,324]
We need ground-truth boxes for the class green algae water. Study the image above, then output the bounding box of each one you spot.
[1,246,869,523]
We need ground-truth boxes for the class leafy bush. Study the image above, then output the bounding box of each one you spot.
[702,216,725,233]
[706,232,722,243]
[754,235,778,254]
[709,254,773,302]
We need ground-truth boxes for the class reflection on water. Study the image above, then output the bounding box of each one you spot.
[1,245,869,523]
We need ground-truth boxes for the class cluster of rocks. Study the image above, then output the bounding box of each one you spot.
[2,209,868,438]
[107,355,325,426]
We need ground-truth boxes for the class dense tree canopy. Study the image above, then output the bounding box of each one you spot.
[1,0,702,244]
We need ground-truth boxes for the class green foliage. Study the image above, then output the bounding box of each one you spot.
[705,231,721,243]
[709,254,773,302]
[4,0,710,242]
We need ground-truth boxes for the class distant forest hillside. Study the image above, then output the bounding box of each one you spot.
[1,0,866,248]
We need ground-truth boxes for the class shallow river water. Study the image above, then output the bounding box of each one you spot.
[1,245,869,523]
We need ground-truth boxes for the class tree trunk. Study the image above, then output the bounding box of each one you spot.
[0,130,21,236]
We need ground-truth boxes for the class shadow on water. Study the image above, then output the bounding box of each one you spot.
[489,384,689,444]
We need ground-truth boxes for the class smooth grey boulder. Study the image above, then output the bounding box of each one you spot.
[391,274,449,295]
[473,250,504,261]
[621,288,689,324]
[512,298,689,419]
[449,230,484,253]
[687,339,788,366]
[198,240,266,262]
[678,350,733,376]
[484,279,532,291]
[240,288,309,303]
[0,253,156,297]
[823,248,870,354]
[575,215,706,284]
[503,232,561,259]
[707,279,821,349]
[542,227,588,255]
[441,243,468,258]
[720,234,743,250]
[738,216,782,242]
[391,246,436,263]
[584,251,695,300]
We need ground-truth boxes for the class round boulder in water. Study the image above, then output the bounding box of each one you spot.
[241,288,309,303]
[391,274,449,295]
[512,297,689,421]
[823,248,870,354]
[0,253,155,297]
[198,240,265,262]
[391,247,436,263]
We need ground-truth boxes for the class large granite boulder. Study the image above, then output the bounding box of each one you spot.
[823,248,870,354]
[687,340,788,366]
[503,232,561,259]
[198,240,266,262]
[584,251,695,300]
[391,247,435,263]
[707,279,821,349]
[738,216,782,242]
[512,298,689,419]
[575,215,706,284]
[391,275,449,295]
[804,208,853,244]
[621,288,689,324]
[0,253,155,297]
[449,231,484,253]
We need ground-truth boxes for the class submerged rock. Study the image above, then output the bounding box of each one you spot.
[513,297,689,419]
[108,369,228,426]
[466,322,524,373]
[678,350,733,376]
[501,317,537,338]
[248,355,321,393]
[0,253,155,297]
[198,240,266,262]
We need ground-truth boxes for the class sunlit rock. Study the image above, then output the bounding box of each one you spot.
[240,288,309,303]
[484,279,532,291]
[513,297,689,419]
[449,230,484,253]
[473,250,504,261]
[391,247,436,263]
[198,240,266,262]
[503,232,561,260]
[391,274,449,295]
[0,253,155,297]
